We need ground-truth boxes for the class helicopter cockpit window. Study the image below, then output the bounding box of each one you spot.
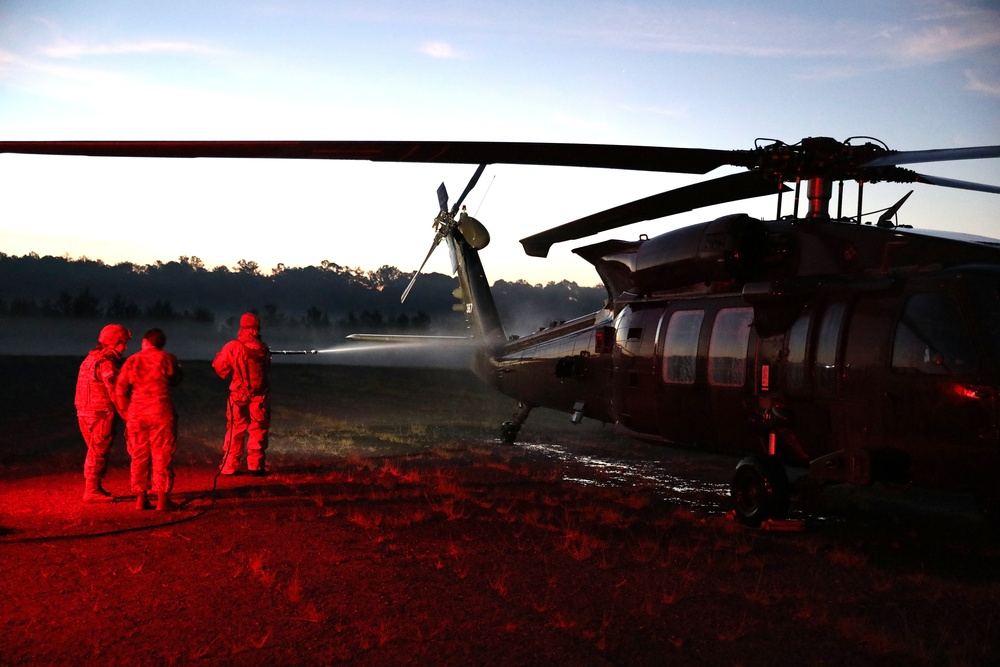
[663,310,704,384]
[708,308,755,387]
[892,294,977,375]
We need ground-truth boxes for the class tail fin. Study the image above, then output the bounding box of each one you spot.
[446,217,506,350]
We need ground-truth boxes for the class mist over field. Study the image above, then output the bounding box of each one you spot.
[0,253,607,368]
[0,317,479,368]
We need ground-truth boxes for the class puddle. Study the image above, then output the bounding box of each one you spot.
[516,441,732,513]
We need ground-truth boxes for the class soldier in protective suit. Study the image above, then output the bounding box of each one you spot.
[213,312,271,476]
[75,323,131,503]
[115,328,183,511]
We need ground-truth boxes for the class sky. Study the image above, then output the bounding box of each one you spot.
[1,0,998,288]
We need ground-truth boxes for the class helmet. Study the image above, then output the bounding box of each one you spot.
[240,312,260,329]
[98,324,132,347]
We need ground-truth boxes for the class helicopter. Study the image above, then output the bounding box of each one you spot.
[2,136,999,526]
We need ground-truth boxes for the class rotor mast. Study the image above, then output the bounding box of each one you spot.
[806,175,834,220]
[756,136,884,222]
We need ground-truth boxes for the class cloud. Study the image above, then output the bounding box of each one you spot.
[619,103,688,118]
[38,39,221,59]
[551,6,849,59]
[420,41,462,59]
[548,3,1000,79]
[0,48,18,74]
[894,23,1000,64]
[965,69,1000,96]
[791,64,868,82]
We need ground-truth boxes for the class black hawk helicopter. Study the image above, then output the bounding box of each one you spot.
[3,136,999,526]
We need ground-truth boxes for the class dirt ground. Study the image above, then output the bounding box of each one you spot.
[1,356,999,666]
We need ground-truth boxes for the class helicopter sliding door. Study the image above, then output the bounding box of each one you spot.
[705,306,759,451]
[653,299,759,453]
[772,292,897,464]
[768,296,851,463]
[652,307,707,444]
[836,293,894,452]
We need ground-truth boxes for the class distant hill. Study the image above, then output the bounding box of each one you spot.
[0,253,606,358]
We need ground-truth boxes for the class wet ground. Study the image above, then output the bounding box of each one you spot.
[2,357,999,665]
[521,441,732,512]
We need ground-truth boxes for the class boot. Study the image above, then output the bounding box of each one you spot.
[156,492,177,512]
[83,479,114,504]
[136,491,151,511]
[94,481,113,497]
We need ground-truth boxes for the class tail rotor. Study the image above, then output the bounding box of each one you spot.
[400,164,490,303]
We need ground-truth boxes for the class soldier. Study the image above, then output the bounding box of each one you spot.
[212,312,271,476]
[115,328,183,511]
[75,323,131,503]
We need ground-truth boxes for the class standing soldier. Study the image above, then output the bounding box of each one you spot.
[75,323,131,503]
[212,312,271,476]
[116,328,183,511]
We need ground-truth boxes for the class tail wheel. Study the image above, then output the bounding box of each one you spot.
[731,454,790,526]
[500,421,519,444]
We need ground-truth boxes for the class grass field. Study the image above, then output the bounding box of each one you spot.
[1,356,998,665]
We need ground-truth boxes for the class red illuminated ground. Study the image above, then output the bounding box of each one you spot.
[1,358,998,665]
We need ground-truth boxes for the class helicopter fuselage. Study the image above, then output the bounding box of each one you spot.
[471,216,1000,510]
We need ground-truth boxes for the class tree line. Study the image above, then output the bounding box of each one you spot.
[0,253,606,336]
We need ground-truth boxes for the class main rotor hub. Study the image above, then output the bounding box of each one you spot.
[750,137,893,220]
[754,136,887,184]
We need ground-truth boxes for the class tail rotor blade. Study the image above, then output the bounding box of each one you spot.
[437,183,449,212]
[401,235,443,303]
[451,164,487,215]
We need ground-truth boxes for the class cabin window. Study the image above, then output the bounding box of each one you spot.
[783,312,811,392]
[708,307,754,387]
[891,294,977,375]
[815,302,844,393]
[663,310,704,384]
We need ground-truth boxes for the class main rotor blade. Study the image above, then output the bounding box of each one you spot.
[0,140,738,174]
[863,145,1000,168]
[451,163,487,215]
[910,171,1000,194]
[520,171,786,257]
[871,165,1000,194]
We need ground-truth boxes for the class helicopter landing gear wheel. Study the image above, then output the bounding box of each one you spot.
[500,421,519,444]
[731,454,790,527]
[500,403,533,445]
